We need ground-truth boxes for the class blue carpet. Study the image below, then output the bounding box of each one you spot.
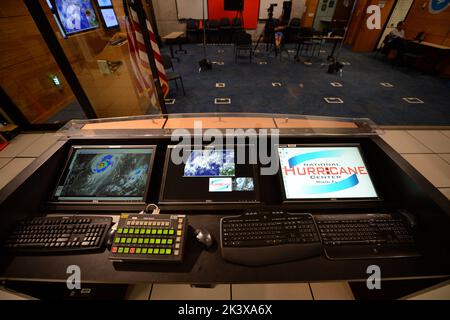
[163,43,450,126]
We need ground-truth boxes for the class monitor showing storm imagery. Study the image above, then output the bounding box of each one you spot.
[55,0,99,35]
[55,148,153,201]
[183,149,235,177]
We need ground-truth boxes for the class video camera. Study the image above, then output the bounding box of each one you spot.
[267,3,277,18]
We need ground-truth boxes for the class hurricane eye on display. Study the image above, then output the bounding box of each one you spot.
[91,154,113,173]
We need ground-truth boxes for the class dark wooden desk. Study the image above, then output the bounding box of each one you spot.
[295,36,344,61]
[162,32,187,62]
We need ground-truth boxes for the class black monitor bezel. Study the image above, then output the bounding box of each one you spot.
[49,0,101,37]
[277,143,382,203]
[48,144,156,205]
[159,144,261,205]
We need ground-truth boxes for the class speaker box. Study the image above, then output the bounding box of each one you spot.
[224,0,244,11]
[282,1,292,23]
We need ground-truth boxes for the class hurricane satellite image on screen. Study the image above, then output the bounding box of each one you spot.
[58,150,151,198]
[183,149,235,177]
[56,0,99,35]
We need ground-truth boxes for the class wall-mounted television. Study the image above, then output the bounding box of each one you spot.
[50,0,100,36]
[97,0,120,29]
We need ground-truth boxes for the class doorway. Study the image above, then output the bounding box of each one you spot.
[313,0,356,34]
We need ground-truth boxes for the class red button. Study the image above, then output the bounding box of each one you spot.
[130,247,135,254]
[111,247,118,253]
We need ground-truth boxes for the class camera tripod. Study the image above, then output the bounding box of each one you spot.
[254,4,289,59]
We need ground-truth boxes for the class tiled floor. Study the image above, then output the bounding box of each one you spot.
[0,130,449,300]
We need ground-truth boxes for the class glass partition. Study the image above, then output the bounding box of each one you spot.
[58,113,381,138]
[39,0,162,119]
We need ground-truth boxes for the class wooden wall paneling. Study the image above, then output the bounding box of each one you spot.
[404,0,450,45]
[345,0,369,45]
[351,0,396,52]
[301,0,320,27]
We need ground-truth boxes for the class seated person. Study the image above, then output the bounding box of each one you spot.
[274,14,288,49]
[382,21,406,58]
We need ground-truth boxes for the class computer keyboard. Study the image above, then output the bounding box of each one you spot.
[220,211,322,266]
[109,213,187,263]
[3,216,112,253]
[315,213,419,260]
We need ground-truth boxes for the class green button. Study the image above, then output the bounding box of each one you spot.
[160,249,165,254]
[163,229,168,235]
[168,229,174,235]
[118,228,123,234]
[157,229,163,235]
[120,238,126,244]
[124,247,129,254]
[123,228,129,234]
[148,248,153,254]
[140,229,145,234]
[132,238,138,244]
[166,248,172,255]
[136,248,141,254]
[150,238,155,244]
[151,229,157,235]
[161,239,167,244]
[129,228,134,234]
[146,229,151,235]
[167,239,173,245]
[138,238,143,244]
[126,238,132,244]
[142,248,147,254]
[114,237,120,243]
[118,247,124,253]
[144,238,149,244]
[154,248,159,254]
[155,239,161,244]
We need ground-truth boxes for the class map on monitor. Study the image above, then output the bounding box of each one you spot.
[52,146,155,203]
[278,145,378,200]
[55,0,100,35]
[160,145,259,204]
[183,149,235,177]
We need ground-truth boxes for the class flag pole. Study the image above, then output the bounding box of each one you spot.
[131,0,167,115]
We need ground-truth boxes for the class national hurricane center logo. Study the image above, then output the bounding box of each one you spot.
[429,0,450,14]
[284,149,368,195]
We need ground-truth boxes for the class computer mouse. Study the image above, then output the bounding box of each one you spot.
[195,229,214,250]
[105,228,116,250]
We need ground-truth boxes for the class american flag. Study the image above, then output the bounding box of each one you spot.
[124,2,169,107]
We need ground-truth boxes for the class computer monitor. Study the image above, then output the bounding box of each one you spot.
[278,144,379,201]
[100,8,119,28]
[51,145,156,203]
[53,0,100,36]
[159,145,259,204]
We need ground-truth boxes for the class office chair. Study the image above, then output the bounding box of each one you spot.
[286,18,301,43]
[219,18,231,44]
[206,19,220,44]
[231,17,244,38]
[233,31,253,63]
[296,27,319,58]
[162,54,186,96]
[186,19,200,43]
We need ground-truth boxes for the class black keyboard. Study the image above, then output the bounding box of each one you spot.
[3,216,112,254]
[220,211,322,266]
[315,214,419,260]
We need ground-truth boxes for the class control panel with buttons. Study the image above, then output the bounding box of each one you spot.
[109,213,187,263]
